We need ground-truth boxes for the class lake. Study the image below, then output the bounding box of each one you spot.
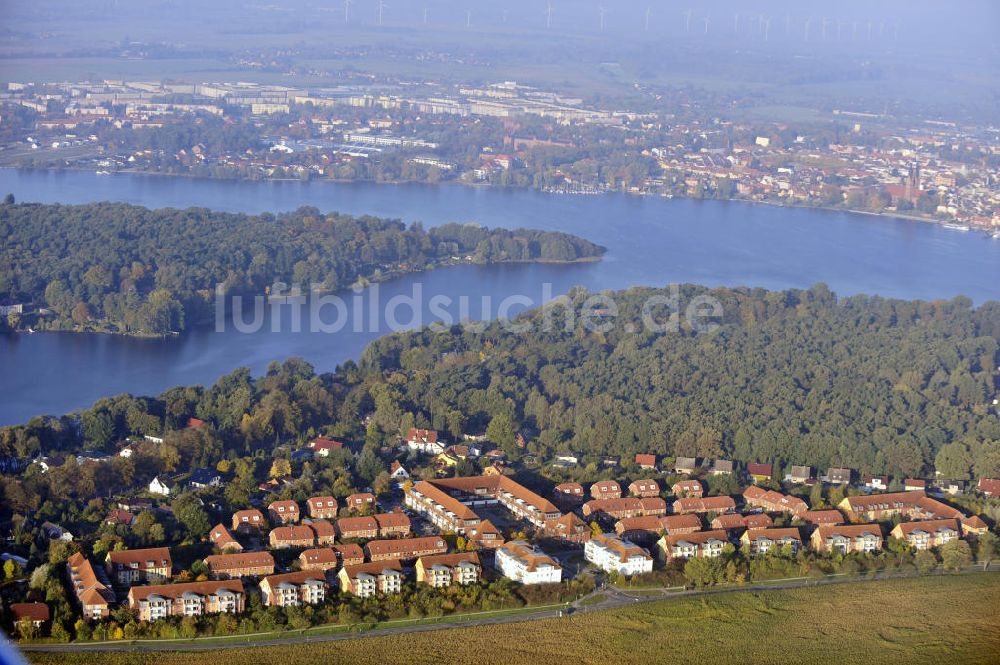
[1,168,998,425]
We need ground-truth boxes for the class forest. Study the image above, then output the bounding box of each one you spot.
[0,200,604,334]
[2,284,999,484]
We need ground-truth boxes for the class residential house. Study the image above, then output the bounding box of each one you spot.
[188,468,222,489]
[674,457,699,475]
[494,541,562,584]
[40,522,73,542]
[976,478,1000,497]
[365,536,448,562]
[711,460,734,475]
[269,525,315,549]
[267,500,300,525]
[105,547,172,586]
[545,512,591,544]
[583,497,667,519]
[788,466,812,484]
[465,519,505,550]
[148,476,172,496]
[742,486,808,516]
[10,603,49,628]
[389,461,410,480]
[810,524,882,554]
[232,509,266,534]
[961,515,989,538]
[204,551,275,579]
[657,530,729,562]
[406,428,444,455]
[585,533,654,576]
[890,519,961,550]
[337,516,379,540]
[308,519,337,545]
[904,479,927,492]
[345,492,376,513]
[590,480,622,500]
[415,553,482,587]
[105,509,135,527]
[66,553,115,619]
[941,480,966,496]
[628,479,661,498]
[259,571,327,607]
[635,453,658,470]
[306,496,339,520]
[671,480,703,498]
[863,475,889,492]
[337,560,405,598]
[796,510,845,527]
[375,512,412,538]
[741,528,802,557]
[299,548,340,572]
[209,524,243,552]
[826,468,852,485]
[672,496,736,515]
[747,463,773,484]
[128,580,245,622]
[615,514,702,542]
[553,482,586,505]
[308,436,344,457]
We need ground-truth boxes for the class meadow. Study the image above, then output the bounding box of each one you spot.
[26,572,1000,665]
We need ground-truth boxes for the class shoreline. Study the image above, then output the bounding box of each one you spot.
[3,165,991,234]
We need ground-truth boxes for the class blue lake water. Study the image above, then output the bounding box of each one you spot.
[1,168,997,424]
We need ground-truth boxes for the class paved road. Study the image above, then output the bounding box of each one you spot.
[19,564,998,654]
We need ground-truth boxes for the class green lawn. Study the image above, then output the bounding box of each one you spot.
[25,573,1000,665]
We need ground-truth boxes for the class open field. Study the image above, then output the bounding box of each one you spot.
[25,573,1000,665]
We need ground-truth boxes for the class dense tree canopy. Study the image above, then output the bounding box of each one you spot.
[0,201,604,334]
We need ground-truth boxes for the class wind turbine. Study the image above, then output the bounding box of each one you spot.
[733,13,739,35]
[893,22,899,41]
[684,9,692,34]
[703,14,710,35]
[342,0,352,24]
[645,7,651,32]
[852,21,858,41]
[763,17,771,42]
[867,20,873,41]
[546,2,553,30]
[377,0,386,26]
[466,9,471,28]
[803,17,811,42]
[599,6,606,32]
[422,7,428,25]
[785,13,791,37]
[836,20,843,42]
[821,17,829,40]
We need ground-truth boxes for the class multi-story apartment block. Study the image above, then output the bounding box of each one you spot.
[415,553,482,587]
[585,533,654,576]
[742,486,808,515]
[671,496,737,515]
[494,541,562,584]
[105,547,172,586]
[365,536,448,562]
[337,560,404,598]
[128,580,244,622]
[259,571,327,607]
[657,530,729,561]
[740,528,803,557]
[203,551,275,579]
[890,519,962,550]
[582,497,667,519]
[66,553,115,620]
[810,524,883,554]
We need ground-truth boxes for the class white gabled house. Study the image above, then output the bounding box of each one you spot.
[149,476,172,496]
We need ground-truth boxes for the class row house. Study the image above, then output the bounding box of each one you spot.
[405,480,483,534]
[743,486,808,516]
[492,478,562,528]
[797,510,845,527]
[337,516,379,540]
[740,528,803,557]
[268,500,300,525]
[209,523,243,553]
[552,482,586,505]
[307,496,339,519]
[232,509,266,534]
[657,530,729,562]
[365,536,448,562]
[259,571,327,607]
[810,524,883,555]
[672,495,736,515]
[338,560,405,598]
[494,541,562,584]
[345,492,377,513]
[591,480,622,500]
[298,545,365,572]
[711,513,773,532]
[105,547,172,586]
[585,533,654,576]
[374,512,412,537]
[415,553,482,588]
[838,491,962,523]
[128,580,245,622]
[672,480,703,499]
[269,525,316,549]
[309,519,337,545]
[204,551,275,579]
[583,497,667,520]
[66,553,115,620]
[890,519,961,550]
[542,513,587,545]
[629,479,661,498]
